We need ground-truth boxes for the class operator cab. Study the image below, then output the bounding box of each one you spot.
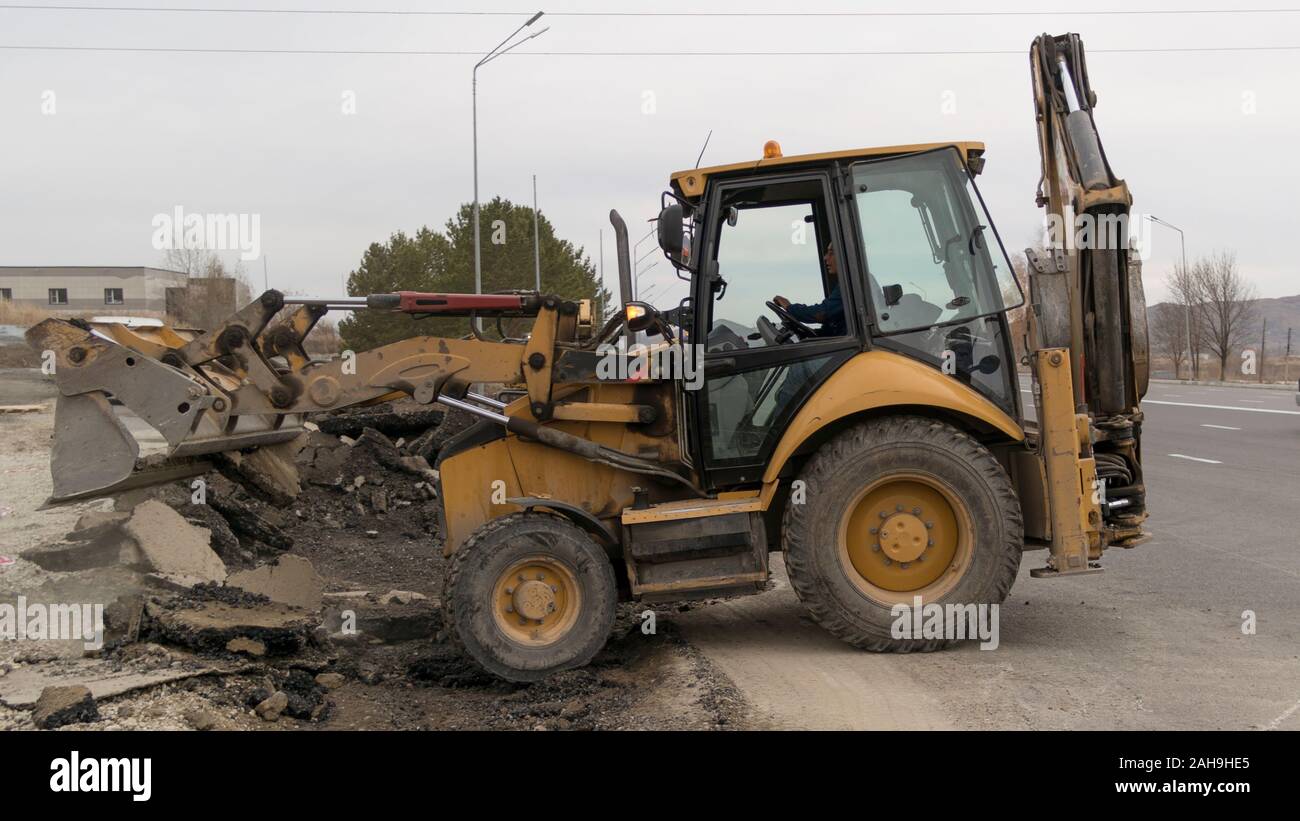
[653,141,1025,487]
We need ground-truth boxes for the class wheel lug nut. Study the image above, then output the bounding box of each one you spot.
[550,585,558,593]
[895,504,904,512]
[879,511,888,519]
[900,562,909,569]
[536,572,545,581]
[871,544,880,552]
[925,522,934,529]
[505,605,514,613]
[869,527,878,535]
[927,539,934,547]
[883,558,893,566]
[912,507,922,515]
[505,586,514,595]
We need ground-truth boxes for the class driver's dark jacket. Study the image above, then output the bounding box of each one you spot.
[786,284,845,337]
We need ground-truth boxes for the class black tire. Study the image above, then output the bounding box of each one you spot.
[443,512,617,682]
[782,415,1022,652]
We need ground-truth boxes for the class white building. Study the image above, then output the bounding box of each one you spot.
[0,266,188,313]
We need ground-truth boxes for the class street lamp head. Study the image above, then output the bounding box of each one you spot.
[526,11,545,25]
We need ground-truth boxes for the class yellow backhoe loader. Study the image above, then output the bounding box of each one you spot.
[28,33,1149,681]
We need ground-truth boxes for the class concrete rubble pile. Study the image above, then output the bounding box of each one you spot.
[2,400,476,729]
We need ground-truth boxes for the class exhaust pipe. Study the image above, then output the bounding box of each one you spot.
[609,210,633,335]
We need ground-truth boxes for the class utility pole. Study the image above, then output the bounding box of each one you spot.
[599,229,605,321]
[1286,328,1293,384]
[1259,317,1267,383]
[263,256,268,292]
[532,174,541,292]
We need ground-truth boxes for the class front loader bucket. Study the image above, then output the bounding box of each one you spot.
[49,392,138,503]
[27,316,304,506]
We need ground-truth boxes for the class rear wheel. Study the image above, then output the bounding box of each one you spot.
[782,416,1022,651]
[444,512,617,682]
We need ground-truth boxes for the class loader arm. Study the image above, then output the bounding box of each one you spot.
[25,289,674,505]
[1025,33,1150,576]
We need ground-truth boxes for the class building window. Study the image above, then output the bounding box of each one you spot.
[104,288,124,305]
[0,288,11,302]
[49,288,68,305]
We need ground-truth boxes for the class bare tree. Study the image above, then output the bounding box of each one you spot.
[161,248,254,304]
[1191,251,1258,380]
[1166,262,1203,379]
[161,247,220,276]
[1007,250,1032,364]
[1149,302,1188,378]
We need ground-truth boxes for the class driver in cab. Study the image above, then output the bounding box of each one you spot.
[772,243,846,337]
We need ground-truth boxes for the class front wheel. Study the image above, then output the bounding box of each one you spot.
[443,512,617,682]
[782,416,1023,651]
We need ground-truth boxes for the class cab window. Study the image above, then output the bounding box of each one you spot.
[706,178,846,353]
[852,149,1022,335]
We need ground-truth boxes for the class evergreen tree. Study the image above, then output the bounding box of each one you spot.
[339,198,609,351]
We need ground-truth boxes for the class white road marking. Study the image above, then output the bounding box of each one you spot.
[1143,399,1300,415]
[1264,696,1300,730]
[1200,424,1241,431]
[1168,453,1222,464]
[1020,391,1300,416]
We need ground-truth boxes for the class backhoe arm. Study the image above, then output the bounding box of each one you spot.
[1026,33,1150,576]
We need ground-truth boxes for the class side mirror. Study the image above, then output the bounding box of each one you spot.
[882,284,904,307]
[657,202,684,264]
[624,301,661,334]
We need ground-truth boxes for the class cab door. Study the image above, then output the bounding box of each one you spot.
[690,171,861,489]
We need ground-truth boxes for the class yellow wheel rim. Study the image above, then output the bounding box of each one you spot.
[837,472,974,605]
[491,556,582,646]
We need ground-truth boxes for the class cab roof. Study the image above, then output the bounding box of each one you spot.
[669,140,986,200]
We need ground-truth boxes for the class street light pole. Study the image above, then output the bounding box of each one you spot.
[630,227,655,301]
[1147,215,1193,380]
[532,174,541,292]
[473,11,547,327]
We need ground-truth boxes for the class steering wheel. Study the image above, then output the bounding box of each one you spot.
[765,300,816,340]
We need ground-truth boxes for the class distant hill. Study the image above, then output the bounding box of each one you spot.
[1149,294,1300,352]
[1246,294,1300,348]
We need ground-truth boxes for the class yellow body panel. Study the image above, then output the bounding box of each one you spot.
[1030,348,1104,575]
[438,382,687,554]
[761,349,1024,486]
[671,141,986,199]
[621,496,761,525]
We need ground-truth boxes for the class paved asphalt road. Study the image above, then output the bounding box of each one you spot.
[677,379,1300,730]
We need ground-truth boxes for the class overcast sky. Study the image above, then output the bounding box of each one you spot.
[1,1,1297,308]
